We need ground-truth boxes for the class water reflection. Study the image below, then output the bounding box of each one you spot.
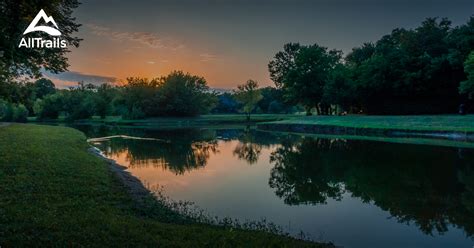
[76,125,474,245]
[269,136,474,237]
[233,128,263,164]
[93,129,220,175]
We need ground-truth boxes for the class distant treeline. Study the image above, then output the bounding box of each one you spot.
[1,16,474,120]
[269,17,474,115]
[0,71,298,121]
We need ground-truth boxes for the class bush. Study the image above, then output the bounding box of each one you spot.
[34,94,63,120]
[0,99,14,121]
[123,106,145,120]
[64,94,95,121]
[268,100,284,113]
[12,104,29,122]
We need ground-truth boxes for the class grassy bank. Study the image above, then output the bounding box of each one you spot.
[29,114,298,127]
[0,124,328,247]
[264,115,474,132]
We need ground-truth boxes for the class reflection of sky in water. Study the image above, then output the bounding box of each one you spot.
[91,130,474,248]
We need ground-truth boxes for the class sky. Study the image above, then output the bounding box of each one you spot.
[45,0,474,88]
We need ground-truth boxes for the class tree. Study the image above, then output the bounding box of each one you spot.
[0,1,82,81]
[94,84,115,119]
[33,93,63,120]
[347,18,463,114]
[268,100,284,114]
[156,71,217,116]
[34,78,56,99]
[233,80,263,121]
[212,93,240,113]
[62,85,95,121]
[115,71,217,119]
[120,77,159,119]
[0,99,13,121]
[257,87,291,113]
[269,43,342,115]
[13,104,28,122]
[323,64,356,113]
[460,51,474,97]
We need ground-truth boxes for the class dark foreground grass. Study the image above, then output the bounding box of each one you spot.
[0,124,329,247]
[269,114,474,132]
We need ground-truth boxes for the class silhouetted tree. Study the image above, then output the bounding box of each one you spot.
[460,51,474,97]
[0,0,82,81]
[269,43,342,115]
[233,79,263,121]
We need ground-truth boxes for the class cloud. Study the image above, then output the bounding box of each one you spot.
[42,70,118,88]
[87,23,184,50]
[199,53,219,62]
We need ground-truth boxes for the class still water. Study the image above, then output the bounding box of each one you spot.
[75,125,474,248]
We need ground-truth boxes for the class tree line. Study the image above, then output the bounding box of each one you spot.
[1,0,473,118]
[269,17,474,115]
[0,71,296,122]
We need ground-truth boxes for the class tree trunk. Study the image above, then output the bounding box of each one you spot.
[306,106,313,116]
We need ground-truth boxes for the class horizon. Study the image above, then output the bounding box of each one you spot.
[43,0,474,88]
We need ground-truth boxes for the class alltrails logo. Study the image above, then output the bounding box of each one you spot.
[18,9,67,48]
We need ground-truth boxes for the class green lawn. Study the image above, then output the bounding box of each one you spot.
[29,114,299,126]
[269,115,474,132]
[0,124,329,247]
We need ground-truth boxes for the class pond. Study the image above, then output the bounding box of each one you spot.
[75,125,474,248]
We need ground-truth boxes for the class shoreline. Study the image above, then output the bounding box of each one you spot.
[0,123,327,246]
[88,147,155,205]
[257,123,474,142]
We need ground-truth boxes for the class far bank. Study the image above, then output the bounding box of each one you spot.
[257,115,474,142]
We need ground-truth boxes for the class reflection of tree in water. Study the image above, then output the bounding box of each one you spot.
[232,128,262,164]
[269,138,349,204]
[269,137,474,237]
[230,127,297,165]
[97,129,220,175]
[233,142,262,165]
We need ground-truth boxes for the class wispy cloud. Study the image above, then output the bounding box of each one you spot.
[87,23,184,50]
[199,53,219,62]
[43,70,118,88]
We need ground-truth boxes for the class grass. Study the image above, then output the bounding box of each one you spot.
[268,114,474,132]
[28,114,299,127]
[0,124,329,247]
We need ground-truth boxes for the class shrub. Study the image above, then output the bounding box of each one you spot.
[34,94,63,120]
[268,100,284,114]
[12,104,29,122]
[0,99,13,121]
[64,94,95,121]
[123,106,145,120]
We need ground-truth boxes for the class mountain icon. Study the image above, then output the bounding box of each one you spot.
[23,9,61,36]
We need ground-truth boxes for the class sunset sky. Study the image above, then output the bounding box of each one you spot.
[45,0,474,89]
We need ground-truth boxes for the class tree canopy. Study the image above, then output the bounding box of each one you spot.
[269,17,474,115]
[460,51,474,97]
[269,43,342,115]
[233,80,263,121]
[0,0,82,81]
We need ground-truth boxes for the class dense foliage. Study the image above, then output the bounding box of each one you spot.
[28,71,218,121]
[233,80,263,121]
[269,17,474,115]
[1,14,473,119]
[269,43,342,115]
[460,51,474,97]
[0,0,82,81]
